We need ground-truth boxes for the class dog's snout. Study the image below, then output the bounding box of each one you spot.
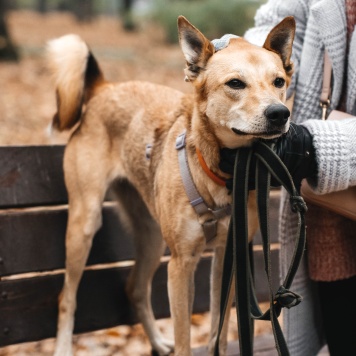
[265,104,290,126]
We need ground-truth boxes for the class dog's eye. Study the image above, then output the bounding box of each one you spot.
[273,77,285,88]
[226,79,246,90]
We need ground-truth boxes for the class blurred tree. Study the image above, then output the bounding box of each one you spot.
[152,0,264,44]
[0,0,18,61]
[37,0,47,13]
[120,0,136,31]
[73,0,94,22]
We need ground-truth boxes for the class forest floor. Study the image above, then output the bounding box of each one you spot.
[0,10,273,356]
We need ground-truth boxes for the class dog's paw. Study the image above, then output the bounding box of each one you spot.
[151,349,173,356]
[53,350,72,356]
[151,338,174,356]
[53,343,73,356]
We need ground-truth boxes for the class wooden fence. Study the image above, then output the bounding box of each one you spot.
[0,145,281,349]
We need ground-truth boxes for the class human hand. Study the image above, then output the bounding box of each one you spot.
[274,123,317,189]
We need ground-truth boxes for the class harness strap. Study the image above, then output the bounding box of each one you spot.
[214,141,306,356]
[175,131,231,242]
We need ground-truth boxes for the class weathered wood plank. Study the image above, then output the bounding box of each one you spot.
[0,257,211,347]
[0,249,280,347]
[0,201,281,278]
[0,146,67,208]
[0,205,134,277]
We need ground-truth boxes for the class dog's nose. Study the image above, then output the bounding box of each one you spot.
[265,104,290,126]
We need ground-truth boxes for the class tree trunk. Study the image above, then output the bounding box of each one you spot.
[0,0,18,61]
[37,0,47,13]
[73,0,94,22]
[120,0,136,31]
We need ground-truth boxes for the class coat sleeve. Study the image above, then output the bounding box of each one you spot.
[244,0,310,98]
[302,118,356,193]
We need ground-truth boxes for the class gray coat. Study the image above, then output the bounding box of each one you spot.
[245,0,356,354]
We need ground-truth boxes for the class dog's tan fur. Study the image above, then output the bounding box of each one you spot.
[49,17,295,356]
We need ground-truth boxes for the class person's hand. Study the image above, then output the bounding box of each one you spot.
[219,123,318,191]
[274,123,317,189]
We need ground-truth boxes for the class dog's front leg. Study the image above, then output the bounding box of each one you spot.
[167,241,204,356]
[208,245,235,356]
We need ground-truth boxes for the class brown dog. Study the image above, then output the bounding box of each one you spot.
[49,16,295,356]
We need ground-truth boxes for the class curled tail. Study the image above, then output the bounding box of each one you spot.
[46,34,104,131]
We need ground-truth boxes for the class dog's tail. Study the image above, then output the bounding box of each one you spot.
[46,34,105,131]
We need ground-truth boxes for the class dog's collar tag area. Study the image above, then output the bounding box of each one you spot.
[212,34,240,52]
[175,131,231,241]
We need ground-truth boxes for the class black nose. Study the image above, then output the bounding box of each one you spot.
[265,104,290,126]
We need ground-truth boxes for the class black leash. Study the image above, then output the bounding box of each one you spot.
[214,141,307,356]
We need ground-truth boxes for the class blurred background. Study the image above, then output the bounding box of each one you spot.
[0,1,269,355]
[0,0,265,145]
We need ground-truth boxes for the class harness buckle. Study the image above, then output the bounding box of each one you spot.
[175,131,186,150]
[208,205,232,220]
[191,197,204,207]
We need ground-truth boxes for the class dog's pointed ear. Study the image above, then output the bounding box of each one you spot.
[263,16,296,75]
[178,16,215,81]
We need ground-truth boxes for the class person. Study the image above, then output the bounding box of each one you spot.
[221,0,356,355]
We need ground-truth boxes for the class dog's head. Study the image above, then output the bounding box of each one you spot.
[178,16,295,148]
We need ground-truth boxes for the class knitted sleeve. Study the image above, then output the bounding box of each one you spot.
[244,0,310,97]
[302,118,356,194]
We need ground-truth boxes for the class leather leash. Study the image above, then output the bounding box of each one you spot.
[214,141,307,356]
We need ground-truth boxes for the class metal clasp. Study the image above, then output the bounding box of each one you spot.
[320,99,330,120]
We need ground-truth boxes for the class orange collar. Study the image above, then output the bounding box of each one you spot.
[196,148,226,187]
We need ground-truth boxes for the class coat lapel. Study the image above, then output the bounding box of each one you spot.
[311,0,347,108]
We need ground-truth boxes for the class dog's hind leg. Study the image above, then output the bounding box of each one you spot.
[113,180,174,356]
[54,136,112,356]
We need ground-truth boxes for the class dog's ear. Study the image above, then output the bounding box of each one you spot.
[178,16,215,81]
[263,16,296,75]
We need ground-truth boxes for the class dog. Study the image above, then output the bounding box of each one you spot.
[48,16,295,356]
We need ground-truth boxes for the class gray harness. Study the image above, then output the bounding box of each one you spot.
[172,35,237,241]
[175,131,231,242]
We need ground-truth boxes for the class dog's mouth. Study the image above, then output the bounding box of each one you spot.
[231,127,282,137]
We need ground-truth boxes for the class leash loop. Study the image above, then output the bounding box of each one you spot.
[274,286,303,309]
[290,195,308,213]
[214,139,307,356]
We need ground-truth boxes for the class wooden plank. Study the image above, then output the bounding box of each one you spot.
[0,202,281,278]
[0,250,278,347]
[0,205,134,277]
[0,257,211,347]
[0,146,67,208]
